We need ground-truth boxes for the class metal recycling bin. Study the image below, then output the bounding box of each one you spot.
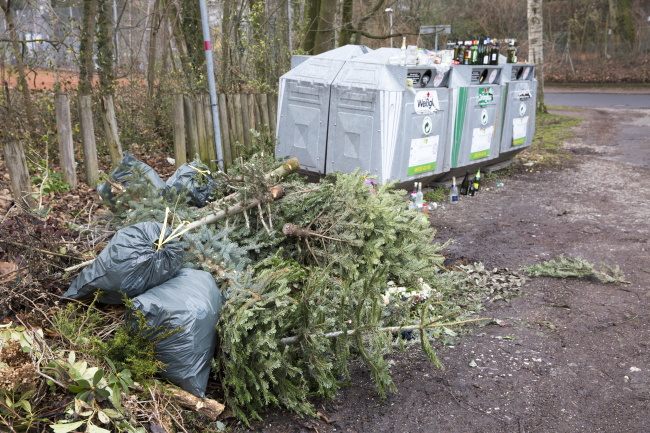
[275,45,372,175]
[498,63,538,159]
[444,64,505,178]
[325,48,452,185]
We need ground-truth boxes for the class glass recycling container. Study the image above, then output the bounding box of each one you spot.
[443,64,505,178]
[498,63,538,160]
[324,47,452,186]
[275,45,372,175]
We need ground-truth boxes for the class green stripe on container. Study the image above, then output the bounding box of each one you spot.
[451,87,468,168]
[500,84,507,141]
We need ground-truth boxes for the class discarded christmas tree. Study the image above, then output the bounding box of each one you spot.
[82,152,479,424]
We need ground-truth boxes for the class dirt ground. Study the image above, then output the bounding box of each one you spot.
[229,106,650,432]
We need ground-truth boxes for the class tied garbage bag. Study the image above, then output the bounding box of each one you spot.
[129,268,224,397]
[63,222,184,304]
[164,161,217,207]
[97,151,166,203]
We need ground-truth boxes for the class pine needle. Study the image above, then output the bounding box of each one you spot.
[523,255,630,284]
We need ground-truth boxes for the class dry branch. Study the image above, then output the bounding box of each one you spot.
[167,386,225,421]
[280,318,489,345]
[202,158,299,211]
[282,223,348,243]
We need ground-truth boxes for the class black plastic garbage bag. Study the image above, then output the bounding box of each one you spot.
[164,161,217,207]
[97,151,166,203]
[129,268,224,397]
[63,222,184,304]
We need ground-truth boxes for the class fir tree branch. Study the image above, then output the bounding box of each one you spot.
[282,223,348,242]
[280,317,489,345]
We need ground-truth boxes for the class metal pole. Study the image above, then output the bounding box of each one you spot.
[198,0,224,170]
[385,8,393,48]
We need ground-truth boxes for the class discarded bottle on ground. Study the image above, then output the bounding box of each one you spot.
[450,177,459,204]
[472,168,482,193]
[415,182,424,211]
[460,171,470,196]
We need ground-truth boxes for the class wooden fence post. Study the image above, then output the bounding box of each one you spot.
[256,94,270,129]
[202,94,217,171]
[2,140,37,210]
[183,95,199,161]
[172,94,187,168]
[268,93,278,136]
[78,94,100,186]
[101,94,123,166]
[232,94,244,157]
[194,94,208,165]
[55,93,78,189]
[217,93,231,168]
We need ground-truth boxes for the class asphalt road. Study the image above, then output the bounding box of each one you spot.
[545,91,650,109]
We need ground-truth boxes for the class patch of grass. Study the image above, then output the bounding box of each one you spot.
[547,105,584,112]
[516,111,583,167]
[424,187,447,203]
[547,82,650,91]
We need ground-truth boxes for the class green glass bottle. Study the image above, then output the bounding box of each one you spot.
[463,41,472,65]
[482,38,490,65]
[460,171,470,195]
[472,167,481,192]
[507,40,517,64]
[490,39,499,65]
[470,40,478,65]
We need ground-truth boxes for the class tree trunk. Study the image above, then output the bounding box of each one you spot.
[146,0,162,97]
[101,95,123,165]
[527,0,546,113]
[79,0,99,95]
[313,0,337,54]
[55,94,79,189]
[338,0,354,46]
[2,140,36,210]
[301,0,321,54]
[96,0,115,96]
[247,0,269,87]
[219,0,233,90]
[609,0,635,45]
[0,0,36,127]
[180,0,204,90]
[78,95,100,186]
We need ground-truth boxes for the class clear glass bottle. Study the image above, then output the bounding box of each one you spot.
[450,177,459,204]
[415,182,424,211]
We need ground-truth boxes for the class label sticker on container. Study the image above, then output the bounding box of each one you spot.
[513,116,529,146]
[407,72,421,85]
[519,102,527,117]
[408,136,439,175]
[488,69,498,84]
[433,75,444,87]
[422,116,433,135]
[480,108,489,125]
[523,67,532,80]
[470,126,494,160]
[477,87,493,107]
[414,90,440,114]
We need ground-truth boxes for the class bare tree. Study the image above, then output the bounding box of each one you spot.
[0,0,36,128]
[527,0,546,113]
